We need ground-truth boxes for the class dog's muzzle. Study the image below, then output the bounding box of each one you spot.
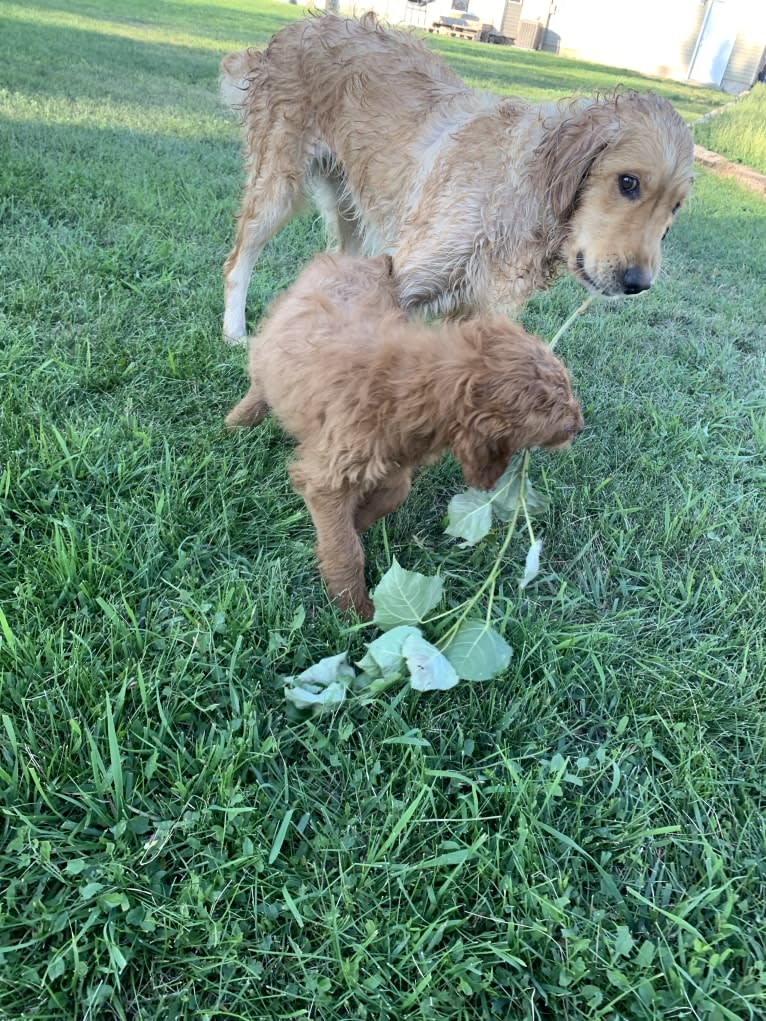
[575,252,652,297]
[621,265,652,295]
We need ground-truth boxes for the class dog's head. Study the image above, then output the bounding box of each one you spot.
[449,319,584,490]
[536,91,694,298]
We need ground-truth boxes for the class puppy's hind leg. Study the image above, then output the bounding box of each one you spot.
[225,377,269,430]
[223,178,304,344]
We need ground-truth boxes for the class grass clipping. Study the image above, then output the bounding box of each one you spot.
[284,296,595,716]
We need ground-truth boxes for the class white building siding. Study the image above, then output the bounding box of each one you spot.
[298,0,766,92]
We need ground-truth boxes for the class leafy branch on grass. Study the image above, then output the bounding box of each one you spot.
[284,295,595,717]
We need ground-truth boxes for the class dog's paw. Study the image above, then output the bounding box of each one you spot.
[336,590,374,622]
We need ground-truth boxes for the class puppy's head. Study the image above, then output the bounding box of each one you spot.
[450,319,584,488]
[537,92,694,298]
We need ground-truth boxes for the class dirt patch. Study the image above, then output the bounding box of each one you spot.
[694,144,766,199]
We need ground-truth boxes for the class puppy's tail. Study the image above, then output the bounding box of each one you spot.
[225,386,269,430]
[220,48,261,110]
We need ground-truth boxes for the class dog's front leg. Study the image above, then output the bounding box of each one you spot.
[292,475,373,620]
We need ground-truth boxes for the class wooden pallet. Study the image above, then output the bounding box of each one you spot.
[428,19,506,44]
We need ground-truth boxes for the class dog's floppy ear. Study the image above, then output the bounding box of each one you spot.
[451,429,521,492]
[371,253,394,276]
[458,317,529,356]
[535,99,621,222]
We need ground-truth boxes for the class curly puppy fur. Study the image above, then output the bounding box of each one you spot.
[226,253,584,619]
[220,13,694,340]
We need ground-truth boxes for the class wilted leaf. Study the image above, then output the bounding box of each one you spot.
[283,652,354,713]
[357,625,421,679]
[402,633,460,691]
[440,619,513,681]
[519,538,543,590]
[372,558,443,631]
[484,454,524,521]
[285,682,347,712]
[445,489,494,545]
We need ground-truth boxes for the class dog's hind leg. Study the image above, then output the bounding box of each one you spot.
[225,376,268,430]
[223,178,304,343]
[308,169,365,255]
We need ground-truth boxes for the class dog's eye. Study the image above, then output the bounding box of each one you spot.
[618,174,640,198]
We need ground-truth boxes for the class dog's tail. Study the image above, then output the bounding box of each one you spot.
[220,48,261,109]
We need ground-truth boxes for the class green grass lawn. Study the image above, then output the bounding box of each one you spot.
[693,83,766,176]
[1,1,765,1018]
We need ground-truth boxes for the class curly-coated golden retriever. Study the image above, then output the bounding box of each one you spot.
[226,253,584,619]
[220,13,694,340]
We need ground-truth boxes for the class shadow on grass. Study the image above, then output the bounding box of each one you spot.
[19,0,297,43]
[0,10,225,113]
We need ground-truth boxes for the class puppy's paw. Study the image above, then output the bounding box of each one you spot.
[337,590,374,622]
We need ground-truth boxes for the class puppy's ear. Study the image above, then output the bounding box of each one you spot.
[371,253,394,276]
[535,100,621,222]
[458,320,492,356]
[451,429,519,492]
[458,317,528,356]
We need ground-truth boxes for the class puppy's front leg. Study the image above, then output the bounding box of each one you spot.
[291,471,373,620]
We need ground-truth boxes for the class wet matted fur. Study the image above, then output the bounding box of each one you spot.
[226,253,584,619]
[220,13,694,341]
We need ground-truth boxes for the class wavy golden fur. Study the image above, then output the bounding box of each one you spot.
[220,13,694,341]
[226,253,584,619]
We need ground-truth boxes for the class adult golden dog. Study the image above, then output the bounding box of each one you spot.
[226,253,583,618]
[220,13,694,341]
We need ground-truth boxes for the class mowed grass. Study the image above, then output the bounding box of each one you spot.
[693,82,766,175]
[1,1,765,1019]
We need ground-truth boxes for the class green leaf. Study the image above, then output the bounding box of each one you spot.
[440,619,513,681]
[445,489,494,545]
[519,538,543,590]
[46,955,66,981]
[613,925,635,958]
[283,652,354,713]
[382,729,432,748]
[372,559,443,631]
[357,625,421,679]
[402,633,460,692]
[350,670,388,694]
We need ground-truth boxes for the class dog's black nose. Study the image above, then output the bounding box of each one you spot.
[622,266,651,295]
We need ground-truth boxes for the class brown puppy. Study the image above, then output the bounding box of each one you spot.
[220,13,694,340]
[226,253,584,619]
